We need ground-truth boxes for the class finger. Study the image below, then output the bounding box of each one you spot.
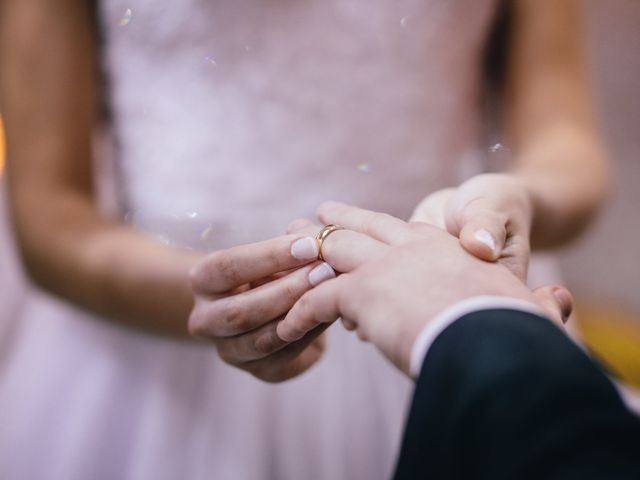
[454,200,508,262]
[215,316,293,364]
[409,189,455,229]
[191,233,320,294]
[277,275,351,342]
[251,224,318,287]
[317,201,414,245]
[341,317,357,331]
[497,232,530,282]
[249,270,289,288]
[245,325,328,382]
[289,216,390,273]
[532,284,574,326]
[318,229,388,273]
[286,218,317,234]
[189,263,320,338]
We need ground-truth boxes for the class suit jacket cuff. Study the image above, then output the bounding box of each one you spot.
[409,296,547,378]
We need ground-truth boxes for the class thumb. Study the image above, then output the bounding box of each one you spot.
[532,284,574,326]
[409,189,455,229]
[450,199,507,262]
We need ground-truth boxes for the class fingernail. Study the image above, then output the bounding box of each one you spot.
[309,262,336,286]
[553,288,573,323]
[291,237,319,260]
[474,229,497,254]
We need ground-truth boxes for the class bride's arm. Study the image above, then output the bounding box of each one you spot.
[0,1,326,382]
[506,0,611,248]
[410,0,610,279]
[0,0,200,337]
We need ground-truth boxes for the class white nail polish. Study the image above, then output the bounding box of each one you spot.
[291,237,319,260]
[309,262,336,286]
[474,229,496,253]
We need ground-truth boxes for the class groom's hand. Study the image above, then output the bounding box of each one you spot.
[188,234,329,382]
[277,202,572,376]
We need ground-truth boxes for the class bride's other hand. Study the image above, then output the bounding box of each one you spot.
[408,0,613,281]
[410,173,533,281]
[189,232,332,382]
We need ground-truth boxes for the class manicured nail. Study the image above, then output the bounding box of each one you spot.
[291,237,319,260]
[474,229,497,254]
[309,262,336,286]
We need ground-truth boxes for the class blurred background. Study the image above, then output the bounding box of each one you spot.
[0,1,639,387]
[559,0,640,388]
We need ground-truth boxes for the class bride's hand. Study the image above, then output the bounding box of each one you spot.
[410,173,533,281]
[188,233,334,382]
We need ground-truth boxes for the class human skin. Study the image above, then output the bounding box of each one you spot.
[276,203,573,376]
[411,0,610,280]
[187,0,607,380]
[188,236,327,382]
[0,1,318,347]
[0,0,602,380]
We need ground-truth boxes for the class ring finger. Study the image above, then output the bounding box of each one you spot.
[287,219,389,273]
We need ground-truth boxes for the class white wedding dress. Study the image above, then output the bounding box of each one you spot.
[0,1,560,479]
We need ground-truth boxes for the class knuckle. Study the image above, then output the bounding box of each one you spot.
[188,299,231,338]
[282,278,304,302]
[216,342,241,366]
[215,253,240,288]
[188,310,209,338]
[191,253,229,292]
[221,298,249,333]
[188,265,202,290]
[254,329,283,357]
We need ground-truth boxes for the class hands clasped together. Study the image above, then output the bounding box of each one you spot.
[189,175,572,382]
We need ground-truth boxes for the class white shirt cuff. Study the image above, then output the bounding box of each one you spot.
[409,296,547,379]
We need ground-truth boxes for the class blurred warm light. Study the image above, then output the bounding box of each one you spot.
[0,116,4,175]
[577,303,640,388]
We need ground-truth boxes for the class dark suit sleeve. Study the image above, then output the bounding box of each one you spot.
[393,309,640,480]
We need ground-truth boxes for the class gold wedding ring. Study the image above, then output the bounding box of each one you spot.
[315,224,344,261]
